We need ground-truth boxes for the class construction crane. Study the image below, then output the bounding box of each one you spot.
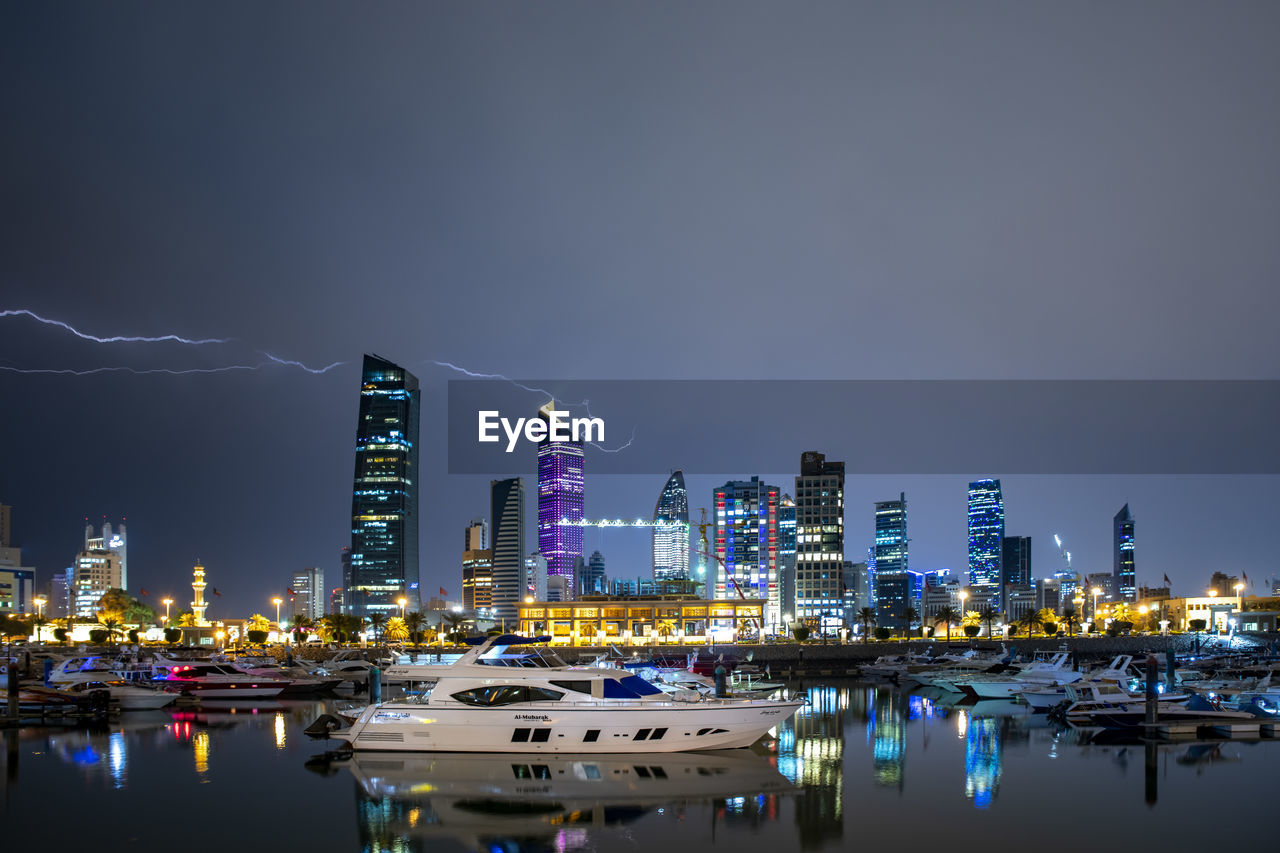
[565,510,761,630]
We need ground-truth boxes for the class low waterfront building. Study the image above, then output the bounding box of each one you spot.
[517,594,766,645]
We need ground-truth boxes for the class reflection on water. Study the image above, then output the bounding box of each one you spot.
[345,750,797,853]
[5,684,1280,853]
[964,716,1002,808]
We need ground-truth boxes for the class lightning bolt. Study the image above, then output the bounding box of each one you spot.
[0,308,229,345]
[0,364,264,376]
[262,353,345,374]
[431,360,636,453]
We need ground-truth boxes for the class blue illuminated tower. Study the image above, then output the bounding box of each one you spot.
[348,354,420,617]
[967,479,1004,589]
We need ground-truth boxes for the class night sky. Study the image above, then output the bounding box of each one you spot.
[3,3,1278,617]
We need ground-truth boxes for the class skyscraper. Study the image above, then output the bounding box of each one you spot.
[652,470,690,581]
[461,517,492,612]
[84,520,127,591]
[777,494,797,623]
[713,477,780,632]
[536,402,584,600]
[490,477,526,625]
[290,567,325,621]
[873,493,909,628]
[349,354,420,617]
[794,451,845,637]
[581,550,607,596]
[967,479,1004,588]
[1113,504,1136,603]
[1001,535,1031,614]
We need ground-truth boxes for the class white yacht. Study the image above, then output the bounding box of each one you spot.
[57,679,180,710]
[326,635,805,753]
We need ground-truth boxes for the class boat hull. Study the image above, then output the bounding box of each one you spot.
[331,699,804,753]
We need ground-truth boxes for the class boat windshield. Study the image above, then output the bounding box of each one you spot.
[477,646,568,668]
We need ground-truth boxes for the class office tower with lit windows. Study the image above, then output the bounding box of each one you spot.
[1114,504,1136,602]
[794,452,845,637]
[290,567,325,621]
[536,403,584,600]
[967,479,1004,588]
[777,495,797,622]
[713,477,780,632]
[873,493,909,628]
[461,518,492,612]
[490,477,526,625]
[349,354,420,618]
[652,470,690,580]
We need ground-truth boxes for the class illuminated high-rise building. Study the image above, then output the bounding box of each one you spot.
[967,479,1004,588]
[462,518,492,613]
[777,495,797,621]
[873,493,909,628]
[1114,504,1136,602]
[536,402,584,600]
[84,519,127,591]
[652,470,690,581]
[490,477,526,625]
[713,477,780,631]
[794,452,845,637]
[349,354,420,617]
[290,567,325,621]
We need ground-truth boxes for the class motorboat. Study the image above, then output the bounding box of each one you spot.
[151,657,289,698]
[228,657,343,694]
[1043,682,1190,725]
[56,679,180,710]
[321,634,805,753]
[1081,694,1257,729]
[48,654,153,685]
[954,652,1083,699]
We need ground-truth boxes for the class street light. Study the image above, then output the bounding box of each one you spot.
[397,597,407,617]
[33,595,46,640]
[162,598,173,621]
[272,597,283,626]
[1091,587,1102,627]
[1234,582,1245,615]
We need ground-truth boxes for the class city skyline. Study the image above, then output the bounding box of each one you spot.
[3,4,1279,615]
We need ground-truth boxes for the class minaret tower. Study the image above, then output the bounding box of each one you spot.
[191,562,210,626]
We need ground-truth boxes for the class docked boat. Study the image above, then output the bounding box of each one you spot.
[57,679,180,710]
[1081,694,1257,729]
[954,652,1083,699]
[322,634,805,753]
[151,658,289,698]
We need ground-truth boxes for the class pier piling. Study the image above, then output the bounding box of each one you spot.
[1144,656,1158,726]
[369,666,381,704]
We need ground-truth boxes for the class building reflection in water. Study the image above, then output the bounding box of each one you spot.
[871,689,907,791]
[963,715,1002,808]
[275,712,287,750]
[776,685,845,849]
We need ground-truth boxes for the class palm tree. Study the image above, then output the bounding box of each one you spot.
[98,617,125,644]
[1019,608,1044,637]
[441,612,472,644]
[857,607,877,643]
[367,612,386,643]
[903,607,920,639]
[934,606,962,644]
[1062,607,1081,637]
[384,616,410,642]
[291,615,314,644]
[404,611,427,645]
[978,606,999,638]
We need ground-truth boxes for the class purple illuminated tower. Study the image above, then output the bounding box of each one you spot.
[536,402,584,600]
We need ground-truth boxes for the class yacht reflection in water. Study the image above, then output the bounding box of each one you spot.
[340,749,797,852]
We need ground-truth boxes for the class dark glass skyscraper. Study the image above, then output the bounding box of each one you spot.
[967,479,1004,588]
[536,403,584,599]
[349,354,420,617]
[873,493,909,629]
[652,470,690,580]
[1001,536,1031,587]
[1113,504,1136,602]
[491,477,526,625]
